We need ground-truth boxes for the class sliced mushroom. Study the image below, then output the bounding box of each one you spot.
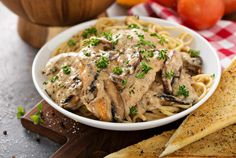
[104,80,125,122]
[158,94,192,105]
[182,52,202,75]
[162,51,183,94]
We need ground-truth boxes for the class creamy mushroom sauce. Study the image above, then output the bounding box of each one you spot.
[42,28,202,122]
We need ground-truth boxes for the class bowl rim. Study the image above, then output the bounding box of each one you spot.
[32,16,221,131]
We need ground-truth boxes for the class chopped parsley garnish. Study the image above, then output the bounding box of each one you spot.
[124,60,129,65]
[129,106,138,116]
[121,79,127,86]
[67,39,76,47]
[95,56,109,69]
[30,103,43,125]
[112,67,123,75]
[82,27,97,38]
[43,81,48,85]
[50,67,57,73]
[50,75,59,83]
[103,32,112,41]
[143,28,148,32]
[165,70,175,80]
[135,62,152,79]
[137,34,144,40]
[62,65,71,75]
[128,23,140,29]
[150,33,168,45]
[135,72,145,79]
[17,106,25,119]
[136,39,155,48]
[141,50,154,59]
[87,38,100,46]
[176,85,189,97]
[211,73,215,78]
[188,49,200,57]
[83,51,91,57]
[127,35,133,39]
[158,49,168,60]
[111,39,119,47]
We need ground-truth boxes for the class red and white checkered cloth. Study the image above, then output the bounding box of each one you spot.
[129,2,236,68]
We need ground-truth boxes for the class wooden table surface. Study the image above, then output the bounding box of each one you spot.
[0,3,60,158]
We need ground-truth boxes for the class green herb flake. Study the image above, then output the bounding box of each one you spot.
[30,103,44,125]
[211,73,215,78]
[67,39,76,47]
[83,51,91,57]
[112,39,119,47]
[103,32,112,41]
[135,62,152,79]
[150,33,168,45]
[62,66,71,75]
[127,35,133,40]
[128,24,140,29]
[165,70,175,80]
[129,106,138,116]
[112,67,123,75]
[82,27,97,38]
[89,38,100,46]
[135,72,145,79]
[124,60,129,65]
[143,28,148,32]
[141,62,152,73]
[17,106,25,119]
[177,85,189,97]
[95,56,109,69]
[121,79,127,86]
[50,75,59,83]
[158,49,168,60]
[43,81,48,85]
[188,49,200,57]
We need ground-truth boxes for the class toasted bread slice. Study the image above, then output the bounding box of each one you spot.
[160,59,236,157]
[105,125,236,158]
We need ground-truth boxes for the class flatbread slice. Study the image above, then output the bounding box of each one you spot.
[160,59,236,157]
[105,125,236,158]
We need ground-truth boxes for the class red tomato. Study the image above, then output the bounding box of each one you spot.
[177,0,225,30]
[150,0,178,9]
[223,0,236,14]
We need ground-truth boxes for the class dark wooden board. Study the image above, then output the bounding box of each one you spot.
[21,100,183,158]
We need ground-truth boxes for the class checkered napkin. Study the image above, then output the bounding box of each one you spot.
[129,2,236,68]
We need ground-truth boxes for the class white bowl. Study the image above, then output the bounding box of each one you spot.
[32,16,221,131]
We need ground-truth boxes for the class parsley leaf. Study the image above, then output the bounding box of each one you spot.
[121,79,127,86]
[82,27,97,38]
[83,51,91,57]
[67,39,76,47]
[50,75,59,83]
[176,85,189,97]
[128,24,140,29]
[127,35,133,39]
[150,33,168,45]
[165,70,175,80]
[30,103,44,125]
[62,66,71,75]
[87,38,100,46]
[112,67,123,75]
[158,49,168,60]
[129,106,137,116]
[135,62,152,79]
[103,32,112,41]
[17,106,25,119]
[95,56,109,69]
[188,49,200,57]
